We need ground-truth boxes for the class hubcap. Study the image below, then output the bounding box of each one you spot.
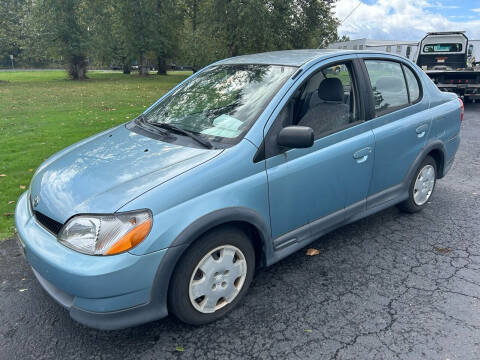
[189,245,247,314]
[413,164,435,206]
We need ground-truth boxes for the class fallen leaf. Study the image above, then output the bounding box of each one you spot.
[19,288,28,292]
[8,201,14,204]
[434,246,451,254]
[3,213,14,217]
[19,185,26,189]
[306,248,320,256]
[0,174,6,177]
[29,169,33,172]
[175,346,184,352]
[304,329,313,333]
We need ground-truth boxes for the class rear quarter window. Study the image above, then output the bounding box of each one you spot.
[402,65,421,103]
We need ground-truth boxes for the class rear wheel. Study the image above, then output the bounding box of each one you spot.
[398,155,437,213]
[168,226,255,325]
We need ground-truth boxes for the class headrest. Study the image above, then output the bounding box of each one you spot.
[318,78,344,102]
[375,76,404,92]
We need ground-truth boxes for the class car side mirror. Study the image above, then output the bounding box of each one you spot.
[277,126,314,149]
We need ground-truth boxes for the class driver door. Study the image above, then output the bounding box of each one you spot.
[264,59,374,249]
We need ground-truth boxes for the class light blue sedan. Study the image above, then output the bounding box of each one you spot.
[15,49,462,329]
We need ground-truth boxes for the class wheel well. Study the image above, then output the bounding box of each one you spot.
[165,220,266,315]
[427,149,445,178]
[182,221,265,269]
[229,221,265,269]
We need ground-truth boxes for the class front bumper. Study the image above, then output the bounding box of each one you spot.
[14,192,181,330]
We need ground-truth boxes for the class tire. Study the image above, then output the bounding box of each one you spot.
[168,226,255,325]
[398,155,437,213]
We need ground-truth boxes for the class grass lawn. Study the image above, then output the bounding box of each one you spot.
[0,70,191,240]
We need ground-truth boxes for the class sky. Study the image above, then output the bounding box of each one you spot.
[335,0,480,41]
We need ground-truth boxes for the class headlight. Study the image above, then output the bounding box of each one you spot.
[58,210,152,255]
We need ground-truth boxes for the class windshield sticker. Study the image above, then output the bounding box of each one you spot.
[201,114,243,138]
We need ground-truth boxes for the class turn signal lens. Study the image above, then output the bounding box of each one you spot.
[105,219,152,255]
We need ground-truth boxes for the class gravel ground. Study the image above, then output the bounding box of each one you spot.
[1,103,479,360]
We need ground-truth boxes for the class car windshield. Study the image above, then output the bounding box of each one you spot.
[423,43,463,53]
[143,64,297,143]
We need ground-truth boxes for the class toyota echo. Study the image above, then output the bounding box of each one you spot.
[15,50,462,329]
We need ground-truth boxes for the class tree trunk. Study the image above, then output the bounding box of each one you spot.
[67,55,88,80]
[122,57,131,74]
[157,56,167,75]
[138,53,149,76]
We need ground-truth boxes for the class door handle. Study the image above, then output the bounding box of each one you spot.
[353,147,372,163]
[416,124,428,138]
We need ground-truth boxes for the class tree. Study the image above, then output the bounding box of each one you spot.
[179,0,219,72]
[266,0,339,50]
[209,0,273,58]
[150,0,182,75]
[33,0,91,79]
[2,0,342,73]
[335,34,351,43]
[114,0,150,75]
[89,0,134,74]
[0,0,30,68]
[179,0,340,70]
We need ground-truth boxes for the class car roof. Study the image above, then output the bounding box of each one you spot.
[214,49,407,67]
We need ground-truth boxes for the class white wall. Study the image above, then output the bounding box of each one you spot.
[469,40,480,60]
[327,40,418,61]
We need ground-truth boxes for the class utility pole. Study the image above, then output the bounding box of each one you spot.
[9,55,14,71]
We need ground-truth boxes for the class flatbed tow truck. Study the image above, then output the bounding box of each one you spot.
[417,31,480,102]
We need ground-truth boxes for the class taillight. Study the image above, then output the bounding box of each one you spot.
[459,98,464,122]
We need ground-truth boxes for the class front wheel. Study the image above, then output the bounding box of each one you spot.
[168,226,255,325]
[398,155,437,213]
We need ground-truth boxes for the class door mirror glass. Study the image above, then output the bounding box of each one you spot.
[277,126,314,148]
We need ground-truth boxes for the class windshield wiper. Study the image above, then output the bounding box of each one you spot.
[135,115,171,137]
[151,122,215,149]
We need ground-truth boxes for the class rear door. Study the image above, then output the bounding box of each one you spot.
[360,57,431,206]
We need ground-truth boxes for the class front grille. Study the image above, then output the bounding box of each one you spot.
[34,211,64,235]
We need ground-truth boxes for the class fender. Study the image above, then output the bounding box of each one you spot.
[150,207,272,315]
[169,206,271,249]
[404,140,447,182]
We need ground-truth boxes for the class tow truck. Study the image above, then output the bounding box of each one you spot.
[416,31,480,102]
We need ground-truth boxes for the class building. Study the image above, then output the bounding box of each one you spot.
[327,38,419,61]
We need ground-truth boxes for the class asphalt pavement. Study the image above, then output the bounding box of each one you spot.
[1,103,480,360]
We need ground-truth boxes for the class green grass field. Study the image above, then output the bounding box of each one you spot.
[0,70,191,240]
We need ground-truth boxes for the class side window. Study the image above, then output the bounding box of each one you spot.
[294,62,359,140]
[364,60,408,116]
[262,61,360,160]
[468,44,474,56]
[403,65,421,103]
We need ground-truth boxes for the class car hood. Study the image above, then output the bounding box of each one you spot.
[30,125,221,223]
